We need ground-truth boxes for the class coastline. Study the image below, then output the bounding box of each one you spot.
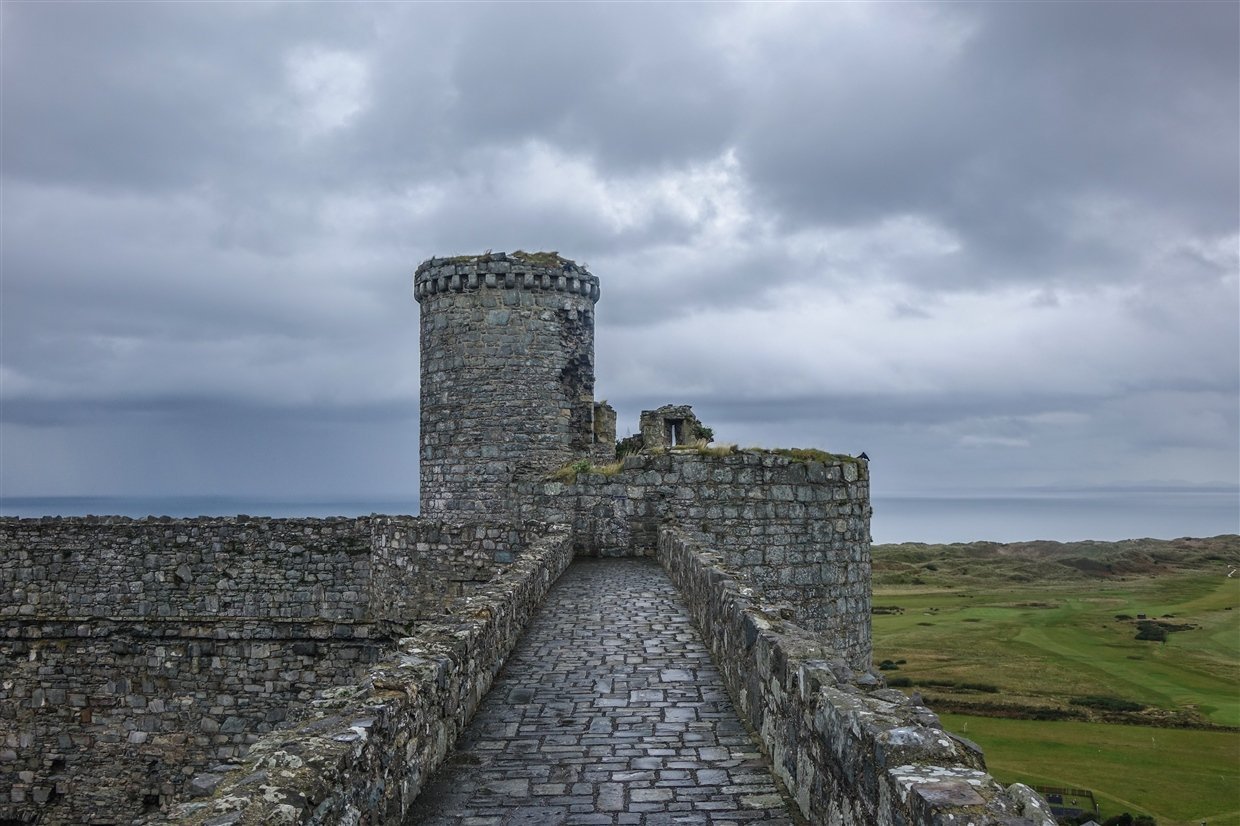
[3,487,1236,544]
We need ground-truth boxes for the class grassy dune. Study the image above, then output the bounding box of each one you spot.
[871,535,1240,823]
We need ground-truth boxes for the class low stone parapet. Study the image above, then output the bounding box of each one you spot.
[167,525,574,825]
[657,526,1055,826]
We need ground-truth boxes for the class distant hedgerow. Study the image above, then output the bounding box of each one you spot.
[1070,695,1146,713]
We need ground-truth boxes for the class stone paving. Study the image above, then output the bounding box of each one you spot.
[406,558,799,825]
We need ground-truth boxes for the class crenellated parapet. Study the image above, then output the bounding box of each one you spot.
[413,252,600,303]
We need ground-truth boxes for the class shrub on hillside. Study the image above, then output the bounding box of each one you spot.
[1069,695,1146,713]
[1134,621,1168,642]
[1102,814,1156,826]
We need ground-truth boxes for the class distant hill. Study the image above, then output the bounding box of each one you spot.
[872,535,1240,587]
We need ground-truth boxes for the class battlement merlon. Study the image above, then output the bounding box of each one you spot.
[414,251,601,304]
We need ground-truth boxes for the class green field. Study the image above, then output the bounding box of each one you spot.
[940,714,1240,826]
[871,535,1240,824]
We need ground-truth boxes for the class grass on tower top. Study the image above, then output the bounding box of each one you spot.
[548,458,624,481]
[511,250,574,267]
[440,250,577,268]
[766,447,863,464]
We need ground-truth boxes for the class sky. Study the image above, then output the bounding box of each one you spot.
[2,2,1237,533]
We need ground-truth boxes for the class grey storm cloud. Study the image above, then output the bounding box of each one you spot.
[1,1,1236,506]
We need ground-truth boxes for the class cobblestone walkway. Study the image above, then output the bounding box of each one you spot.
[406,558,798,825]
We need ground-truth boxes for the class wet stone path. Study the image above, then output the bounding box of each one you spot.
[406,558,799,826]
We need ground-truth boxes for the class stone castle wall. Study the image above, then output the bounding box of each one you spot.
[0,516,534,825]
[519,448,873,667]
[415,253,600,520]
[368,517,529,623]
[2,621,381,824]
[2,517,373,623]
[659,528,1056,826]
[170,526,575,826]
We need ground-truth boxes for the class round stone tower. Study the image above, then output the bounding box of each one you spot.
[414,252,600,518]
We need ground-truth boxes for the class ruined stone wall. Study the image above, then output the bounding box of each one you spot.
[519,448,873,667]
[639,404,705,451]
[1,621,382,824]
[170,526,575,826]
[658,528,1056,826]
[591,401,617,465]
[415,253,600,520]
[0,515,535,825]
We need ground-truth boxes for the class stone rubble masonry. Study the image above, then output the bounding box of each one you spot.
[167,525,574,826]
[2,621,381,824]
[369,517,529,624]
[2,516,373,623]
[657,527,1058,826]
[415,252,600,521]
[0,515,538,826]
[518,448,874,668]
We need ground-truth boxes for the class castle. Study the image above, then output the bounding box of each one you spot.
[413,252,873,661]
[0,252,1053,825]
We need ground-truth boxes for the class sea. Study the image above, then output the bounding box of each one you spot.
[869,486,1238,544]
[1,487,1236,545]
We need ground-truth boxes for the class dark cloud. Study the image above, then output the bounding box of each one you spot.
[1,1,1235,511]
[733,2,1238,285]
